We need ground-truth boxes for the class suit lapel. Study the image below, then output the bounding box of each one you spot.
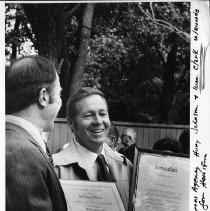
[104,143,123,181]
[106,154,123,182]
[6,122,55,172]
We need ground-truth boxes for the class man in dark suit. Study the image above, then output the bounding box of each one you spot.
[6,55,67,211]
[118,128,137,163]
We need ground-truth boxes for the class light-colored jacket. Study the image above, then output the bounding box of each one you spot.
[53,141,133,210]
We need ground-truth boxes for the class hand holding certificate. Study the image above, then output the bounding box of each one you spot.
[60,180,125,211]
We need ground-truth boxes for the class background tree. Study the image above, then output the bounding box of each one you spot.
[5,2,190,124]
[85,2,190,124]
[6,3,94,116]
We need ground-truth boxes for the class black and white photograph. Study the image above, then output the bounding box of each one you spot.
[2,0,210,211]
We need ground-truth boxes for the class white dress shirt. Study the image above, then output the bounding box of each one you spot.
[6,115,47,153]
[73,139,108,181]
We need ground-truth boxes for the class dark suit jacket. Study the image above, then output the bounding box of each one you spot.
[118,144,136,164]
[6,122,67,211]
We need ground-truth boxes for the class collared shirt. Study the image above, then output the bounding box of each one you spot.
[73,139,108,181]
[114,149,122,156]
[6,115,47,154]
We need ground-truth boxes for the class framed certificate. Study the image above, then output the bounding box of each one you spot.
[60,180,125,211]
[129,148,189,211]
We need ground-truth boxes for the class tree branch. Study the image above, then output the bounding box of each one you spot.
[139,3,190,42]
[64,3,81,20]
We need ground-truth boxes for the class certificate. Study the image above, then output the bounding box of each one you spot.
[60,180,125,211]
[130,149,189,211]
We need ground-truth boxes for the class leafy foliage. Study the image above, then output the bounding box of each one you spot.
[5,2,190,124]
[84,2,190,123]
[5,4,36,61]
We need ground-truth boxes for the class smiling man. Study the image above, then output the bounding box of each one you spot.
[53,87,132,210]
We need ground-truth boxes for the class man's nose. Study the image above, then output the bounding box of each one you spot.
[93,114,103,124]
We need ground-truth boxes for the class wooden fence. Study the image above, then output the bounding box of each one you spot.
[47,118,189,154]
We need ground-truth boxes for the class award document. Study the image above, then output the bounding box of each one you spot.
[60,180,125,211]
[130,150,189,211]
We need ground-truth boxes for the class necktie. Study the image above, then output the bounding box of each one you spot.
[45,142,54,166]
[96,154,114,182]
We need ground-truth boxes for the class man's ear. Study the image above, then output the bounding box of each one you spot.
[67,116,75,133]
[67,116,70,125]
[38,88,49,107]
[110,137,116,146]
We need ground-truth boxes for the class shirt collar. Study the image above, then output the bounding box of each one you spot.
[73,139,108,169]
[6,115,46,153]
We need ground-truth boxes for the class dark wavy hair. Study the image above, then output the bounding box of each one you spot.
[6,55,57,114]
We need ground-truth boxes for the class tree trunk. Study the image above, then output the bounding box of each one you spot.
[69,3,94,96]
[23,4,71,117]
[162,43,178,123]
[11,7,22,62]
[23,4,58,64]
[23,3,94,116]
[54,5,71,117]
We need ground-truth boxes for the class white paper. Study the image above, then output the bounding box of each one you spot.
[134,154,189,211]
[60,180,125,211]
